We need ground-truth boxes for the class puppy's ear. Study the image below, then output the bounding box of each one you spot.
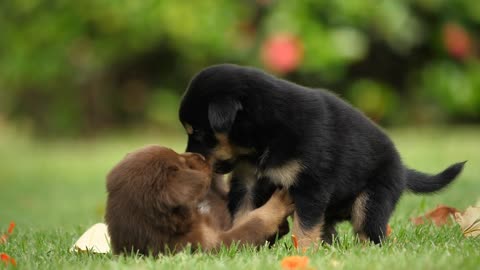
[208,97,242,133]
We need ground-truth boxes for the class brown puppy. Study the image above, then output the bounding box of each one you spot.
[105,145,293,255]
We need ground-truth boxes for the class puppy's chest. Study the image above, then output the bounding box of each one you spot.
[197,194,232,231]
[197,200,211,215]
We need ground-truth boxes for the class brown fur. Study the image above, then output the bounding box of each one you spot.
[105,145,293,255]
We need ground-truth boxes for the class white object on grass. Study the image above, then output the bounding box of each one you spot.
[71,223,111,253]
[455,207,480,238]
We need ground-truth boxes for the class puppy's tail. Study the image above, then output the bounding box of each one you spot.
[406,161,466,193]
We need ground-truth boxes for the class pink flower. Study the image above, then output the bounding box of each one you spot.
[261,33,304,74]
[443,23,473,60]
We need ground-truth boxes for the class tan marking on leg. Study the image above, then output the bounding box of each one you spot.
[261,160,304,188]
[292,212,323,250]
[351,192,369,241]
[351,192,368,232]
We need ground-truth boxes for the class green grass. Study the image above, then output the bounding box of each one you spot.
[1,126,479,269]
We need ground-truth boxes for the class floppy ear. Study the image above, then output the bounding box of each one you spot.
[208,97,242,133]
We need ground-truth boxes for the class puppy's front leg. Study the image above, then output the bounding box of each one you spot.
[219,189,294,247]
[228,162,257,223]
[291,177,332,250]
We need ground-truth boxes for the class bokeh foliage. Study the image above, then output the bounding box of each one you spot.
[0,0,479,135]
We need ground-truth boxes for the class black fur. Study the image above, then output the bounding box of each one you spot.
[178,64,466,244]
[406,161,467,193]
[208,97,243,133]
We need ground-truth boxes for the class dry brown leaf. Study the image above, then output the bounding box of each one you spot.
[411,205,459,226]
[454,206,480,237]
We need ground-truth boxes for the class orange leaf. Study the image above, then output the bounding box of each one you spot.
[411,205,459,226]
[291,234,298,249]
[281,256,310,270]
[10,257,16,267]
[386,224,392,236]
[7,222,15,235]
[1,253,16,267]
[0,253,9,262]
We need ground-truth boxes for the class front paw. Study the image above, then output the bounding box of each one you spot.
[266,219,290,245]
[265,188,295,219]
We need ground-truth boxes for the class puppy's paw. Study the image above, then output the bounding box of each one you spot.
[265,188,295,218]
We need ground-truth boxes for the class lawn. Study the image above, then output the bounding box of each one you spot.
[1,125,479,270]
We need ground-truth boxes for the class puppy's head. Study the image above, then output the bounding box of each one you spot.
[105,145,212,254]
[179,65,258,174]
[106,145,212,210]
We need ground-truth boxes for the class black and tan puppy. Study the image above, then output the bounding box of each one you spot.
[178,64,466,248]
[105,145,293,255]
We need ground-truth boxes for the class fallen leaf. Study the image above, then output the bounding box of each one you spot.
[281,256,310,270]
[7,222,15,234]
[411,205,459,226]
[1,221,15,244]
[291,234,298,249]
[386,224,392,236]
[454,206,480,237]
[0,235,7,244]
[71,223,111,253]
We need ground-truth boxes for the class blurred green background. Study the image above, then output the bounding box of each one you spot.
[1,0,480,136]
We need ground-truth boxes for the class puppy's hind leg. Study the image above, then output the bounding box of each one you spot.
[321,221,338,245]
[351,166,404,244]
